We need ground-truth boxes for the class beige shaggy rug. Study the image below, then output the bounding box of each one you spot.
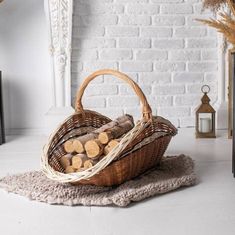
[0,154,197,207]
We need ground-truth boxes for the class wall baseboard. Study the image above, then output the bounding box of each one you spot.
[5,128,47,136]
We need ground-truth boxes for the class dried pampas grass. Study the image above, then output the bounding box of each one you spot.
[198,12,235,44]
[199,0,235,45]
[203,0,228,12]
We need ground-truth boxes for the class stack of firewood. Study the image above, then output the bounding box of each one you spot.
[60,115,134,173]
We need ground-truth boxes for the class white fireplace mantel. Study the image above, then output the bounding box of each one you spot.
[44,0,74,134]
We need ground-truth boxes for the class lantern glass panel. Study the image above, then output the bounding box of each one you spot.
[198,113,212,133]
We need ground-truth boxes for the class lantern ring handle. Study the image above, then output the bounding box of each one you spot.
[201,85,210,94]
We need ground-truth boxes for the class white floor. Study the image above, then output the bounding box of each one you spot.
[0,128,234,235]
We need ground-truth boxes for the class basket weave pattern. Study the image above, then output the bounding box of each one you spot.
[41,70,177,186]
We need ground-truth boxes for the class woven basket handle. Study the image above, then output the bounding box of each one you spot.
[75,69,152,121]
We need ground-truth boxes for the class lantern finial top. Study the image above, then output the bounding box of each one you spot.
[201,85,210,94]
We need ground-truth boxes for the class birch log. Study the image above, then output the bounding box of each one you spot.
[72,114,134,154]
[71,154,88,169]
[84,159,98,169]
[104,139,120,155]
[60,154,73,169]
[84,139,104,159]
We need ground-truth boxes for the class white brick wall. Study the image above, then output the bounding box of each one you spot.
[71,0,218,127]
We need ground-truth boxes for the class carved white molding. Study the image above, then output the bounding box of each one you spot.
[44,0,74,134]
[44,0,73,107]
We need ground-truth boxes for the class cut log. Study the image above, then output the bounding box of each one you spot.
[73,114,134,153]
[104,139,120,155]
[71,154,88,169]
[98,131,113,144]
[65,166,76,173]
[104,145,111,155]
[73,139,85,154]
[60,154,73,169]
[84,159,98,169]
[72,133,98,154]
[98,120,133,145]
[85,139,104,159]
[64,140,75,153]
[108,139,119,148]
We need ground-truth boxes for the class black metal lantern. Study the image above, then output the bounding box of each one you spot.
[195,85,216,138]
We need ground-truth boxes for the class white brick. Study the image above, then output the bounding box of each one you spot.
[124,106,144,121]
[104,73,138,83]
[74,4,124,15]
[188,62,217,72]
[73,27,105,37]
[72,38,116,49]
[72,49,98,61]
[187,39,217,48]
[119,84,151,95]
[186,15,211,26]
[141,27,173,37]
[169,50,200,61]
[201,50,218,60]
[204,73,217,82]
[78,15,118,26]
[99,49,132,60]
[106,27,139,37]
[151,0,184,2]
[94,108,124,120]
[119,15,151,26]
[71,0,219,127]
[120,61,153,72]
[85,84,118,96]
[174,95,201,105]
[161,4,193,14]
[194,3,211,14]
[119,0,148,2]
[139,72,171,84]
[73,72,104,86]
[108,96,139,107]
[154,15,185,26]
[136,50,168,60]
[76,0,114,4]
[187,83,217,94]
[119,38,151,48]
[153,85,185,95]
[154,62,185,72]
[174,27,206,37]
[173,73,203,83]
[148,96,173,107]
[154,39,184,49]
[127,4,160,14]
[83,61,118,71]
[82,97,106,108]
[158,107,190,117]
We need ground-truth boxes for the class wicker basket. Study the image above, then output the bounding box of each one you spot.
[41,69,177,186]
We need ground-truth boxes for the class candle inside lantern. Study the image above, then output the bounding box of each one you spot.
[200,118,212,133]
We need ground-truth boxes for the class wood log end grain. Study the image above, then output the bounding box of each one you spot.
[85,139,104,159]
[65,166,76,174]
[72,154,88,169]
[98,131,113,144]
[73,139,85,153]
[64,140,75,153]
[60,154,73,169]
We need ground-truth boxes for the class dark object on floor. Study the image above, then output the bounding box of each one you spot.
[0,154,197,207]
[0,71,5,145]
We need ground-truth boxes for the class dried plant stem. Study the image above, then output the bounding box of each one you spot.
[227,0,235,15]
